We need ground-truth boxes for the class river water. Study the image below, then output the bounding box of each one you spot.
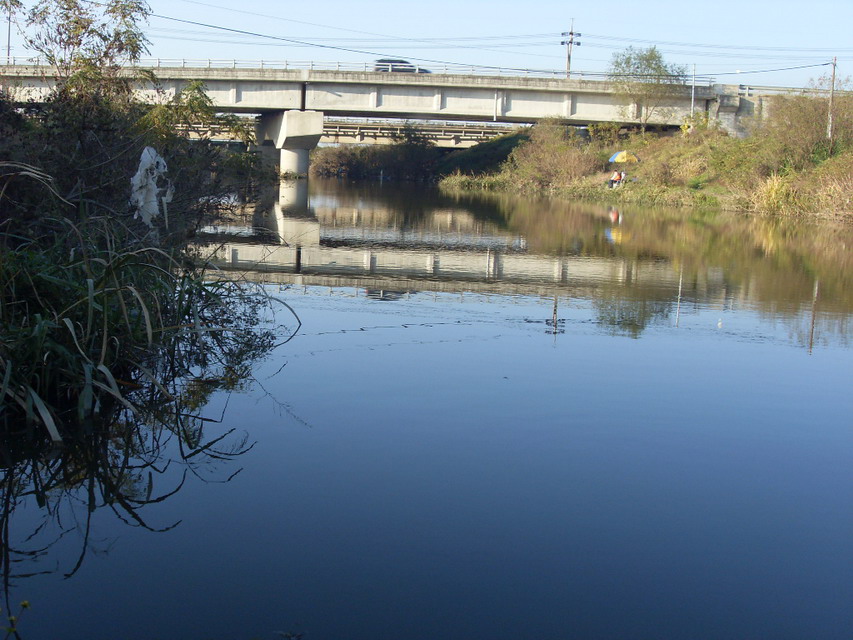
[12,179,853,639]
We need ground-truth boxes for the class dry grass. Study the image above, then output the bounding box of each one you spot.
[750,174,804,214]
[435,94,853,217]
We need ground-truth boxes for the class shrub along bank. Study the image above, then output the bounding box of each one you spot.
[438,86,853,217]
[310,125,530,182]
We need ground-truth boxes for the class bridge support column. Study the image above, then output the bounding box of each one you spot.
[280,148,310,176]
[252,181,319,246]
[254,143,279,169]
[256,110,324,176]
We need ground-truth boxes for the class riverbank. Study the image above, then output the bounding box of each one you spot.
[437,117,853,218]
[309,86,852,218]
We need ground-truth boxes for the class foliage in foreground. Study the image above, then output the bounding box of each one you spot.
[0,80,276,444]
[0,3,293,632]
[0,197,282,445]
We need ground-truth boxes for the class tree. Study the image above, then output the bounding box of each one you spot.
[387,122,440,180]
[25,0,150,83]
[607,46,687,133]
[0,0,23,17]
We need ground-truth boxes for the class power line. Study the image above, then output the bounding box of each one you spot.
[33,1,846,82]
[154,0,560,58]
[146,11,570,71]
[582,32,853,54]
[709,61,832,76]
[578,41,846,62]
[145,29,564,55]
[146,20,847,68]
[162,0,853,58]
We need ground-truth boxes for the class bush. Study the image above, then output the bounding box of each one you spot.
[311,145,382,179]
[504,119,602,190]
[436,130,529,176]
[310,125,441,181]
[750,174,803,213]
[0,83,278,442]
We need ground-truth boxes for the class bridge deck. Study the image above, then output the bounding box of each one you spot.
[0,63,768,133]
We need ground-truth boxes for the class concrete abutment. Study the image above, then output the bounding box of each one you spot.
[255,110,324,176]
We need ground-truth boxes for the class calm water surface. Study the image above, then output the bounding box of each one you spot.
[12,180,853,639]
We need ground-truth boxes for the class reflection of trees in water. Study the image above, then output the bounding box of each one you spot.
[0,410,248,579]
[0,281,296,637]
[592,292,673,338]
[310,178,510,226]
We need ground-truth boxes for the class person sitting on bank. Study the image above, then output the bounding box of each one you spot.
[609,170,621,188]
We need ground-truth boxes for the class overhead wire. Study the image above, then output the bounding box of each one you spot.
[155,0,849,61]
[581,32,853,54]
[145,11,567,71]
[152,0,562,58]
[75,0,848,79]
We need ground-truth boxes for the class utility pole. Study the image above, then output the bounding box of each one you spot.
[690,64,696,116]
[827,56,837,154]
[560,20,580,79]
[6,4,11,65]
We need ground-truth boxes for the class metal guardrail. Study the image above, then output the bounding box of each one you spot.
[734,84,849,97]
[7,59,836,94]
[0,57,719,86]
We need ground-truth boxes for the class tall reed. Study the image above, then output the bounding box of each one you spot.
[0,209,281,443]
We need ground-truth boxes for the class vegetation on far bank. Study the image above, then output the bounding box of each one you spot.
[312,46,852,218]
[438,96,853,217]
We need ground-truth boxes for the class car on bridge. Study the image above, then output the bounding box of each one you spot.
[373,59,431,73]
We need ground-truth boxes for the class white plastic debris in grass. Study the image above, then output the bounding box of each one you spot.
[130,147,174,230]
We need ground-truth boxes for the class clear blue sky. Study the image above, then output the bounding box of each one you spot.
[5,0,851,88]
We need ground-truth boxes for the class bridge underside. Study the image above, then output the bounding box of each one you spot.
[0,66,764,173]
[1,65,757,134]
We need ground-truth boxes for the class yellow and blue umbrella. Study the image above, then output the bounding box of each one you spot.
[608,151,640,163]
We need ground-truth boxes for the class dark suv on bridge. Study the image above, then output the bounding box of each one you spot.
[373,59,431,73]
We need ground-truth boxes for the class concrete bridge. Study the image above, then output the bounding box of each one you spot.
[322,119,519,148]
[0,61,770,173]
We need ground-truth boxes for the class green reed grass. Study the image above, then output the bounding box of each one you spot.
[0,211,278,444]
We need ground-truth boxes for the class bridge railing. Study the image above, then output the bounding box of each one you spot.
[733,83,847,97]
[1,56,718,85]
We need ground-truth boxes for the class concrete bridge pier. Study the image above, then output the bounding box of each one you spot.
[256,110,324,176]
[254,143,279,170]
[280,148,309,175]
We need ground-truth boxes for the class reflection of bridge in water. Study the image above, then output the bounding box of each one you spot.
[200,182,725,302]
[195,181,847,348]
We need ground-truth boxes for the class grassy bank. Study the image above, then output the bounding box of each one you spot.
[436,88,853,217]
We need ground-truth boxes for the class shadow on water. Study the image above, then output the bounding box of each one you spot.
[0,279,296,638]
